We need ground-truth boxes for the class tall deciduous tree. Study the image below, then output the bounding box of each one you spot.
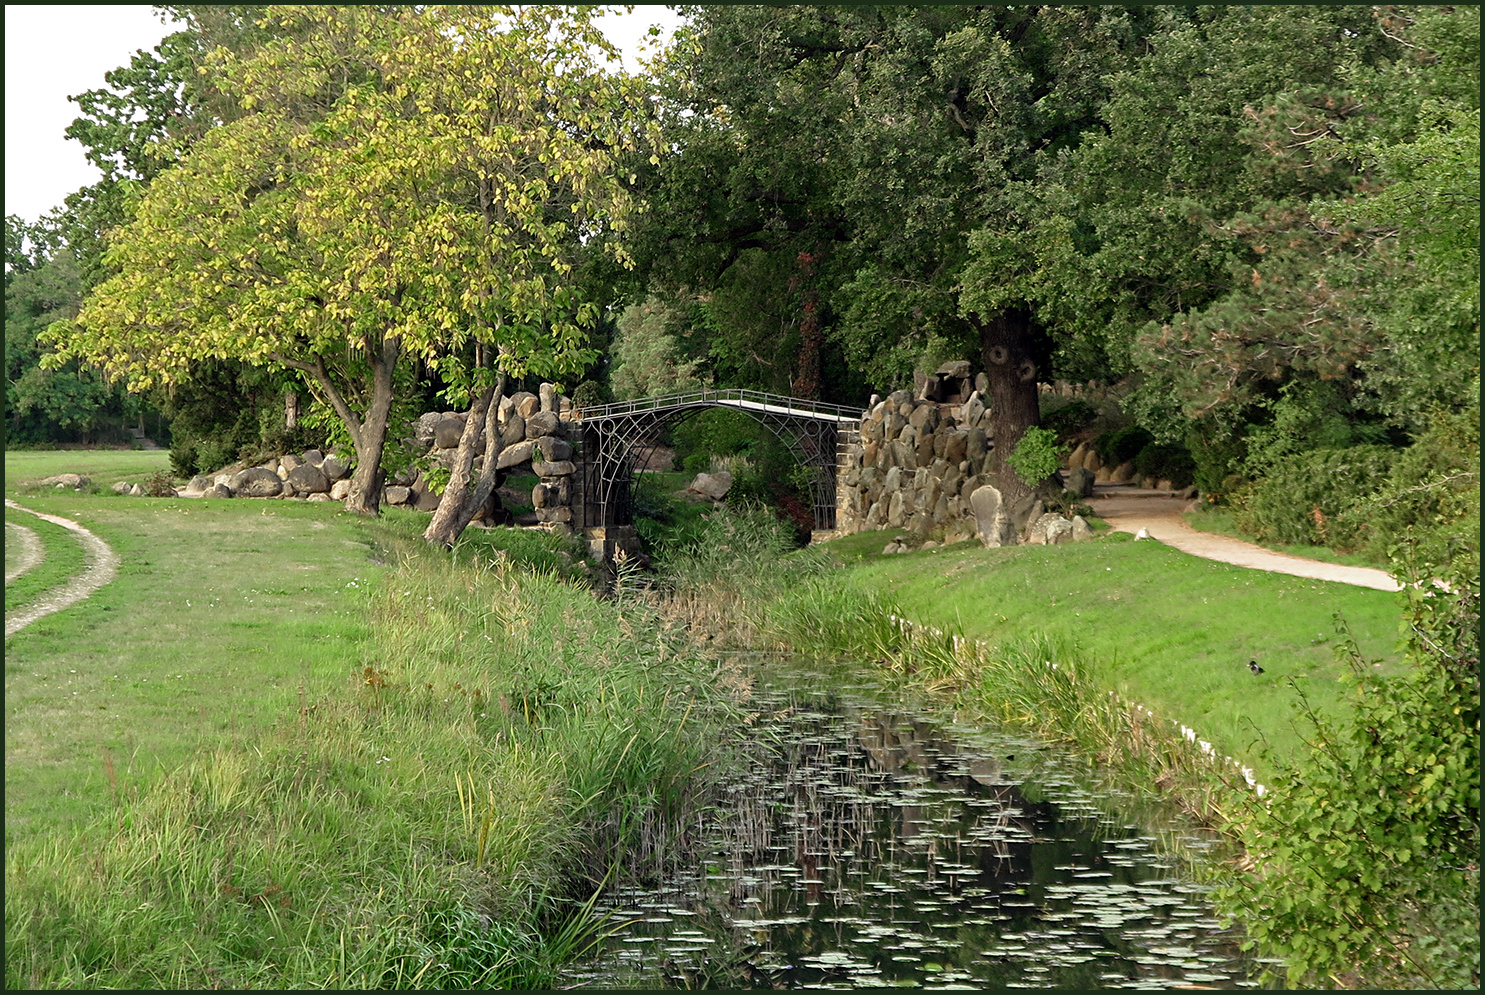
[637,5,1168,504]
[49,5,654,519]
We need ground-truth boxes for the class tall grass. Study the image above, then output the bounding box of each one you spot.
[5,529,745,989]
[765,577,1260,824]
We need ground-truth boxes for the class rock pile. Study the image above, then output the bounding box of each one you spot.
[838,386,995,536]
[837,372,1097,553]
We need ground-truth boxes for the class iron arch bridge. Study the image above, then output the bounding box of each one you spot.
[568,389,863,531]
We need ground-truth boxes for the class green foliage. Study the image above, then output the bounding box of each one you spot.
[1218,557,1480,989]
[609,297,709,400]
[672,408,759,474]
[1093,426,1154,467]
[1230,445,1398,547]
[1337,395,1481,577]
[1038,400,1098,443]
[1005,427,1063,489]
[1132,442,1196,489]
[5,216,144,446]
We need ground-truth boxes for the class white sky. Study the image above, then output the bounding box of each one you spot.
[4,4,683,226]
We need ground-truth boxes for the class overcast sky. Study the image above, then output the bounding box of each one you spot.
[4,4,683,226]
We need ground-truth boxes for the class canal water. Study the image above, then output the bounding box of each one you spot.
[572,660,1263,989]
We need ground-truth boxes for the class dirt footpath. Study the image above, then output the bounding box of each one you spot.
[4,500,120,638]
[1086,484,1403,592]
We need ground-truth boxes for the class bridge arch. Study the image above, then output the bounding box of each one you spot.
[570,389,861,532]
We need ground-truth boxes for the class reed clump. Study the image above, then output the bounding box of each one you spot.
[5,532,744,990]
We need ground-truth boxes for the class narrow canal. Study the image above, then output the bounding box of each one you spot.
[570,658,1265,989]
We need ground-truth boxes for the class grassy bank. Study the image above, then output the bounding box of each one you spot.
[814,528,1403,781]
[5,453,745,988]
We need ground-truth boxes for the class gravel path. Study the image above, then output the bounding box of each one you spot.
[5,520,44,585]
[1087,484,1403,592]
[4,499,120,639]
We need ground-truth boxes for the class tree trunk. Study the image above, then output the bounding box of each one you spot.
[974,308,1044,509]
[423,373,508,548]
[342,335,400,517]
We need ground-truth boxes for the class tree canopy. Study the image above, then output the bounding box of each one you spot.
[48,4,656,514]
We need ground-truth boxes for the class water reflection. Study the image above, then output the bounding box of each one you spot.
[577,664,1257,990]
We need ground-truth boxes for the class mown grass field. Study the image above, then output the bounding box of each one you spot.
[817,527,1405,780]
[5,471,385,840]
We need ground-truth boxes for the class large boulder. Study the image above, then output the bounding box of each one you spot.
[321,454,350,480]
[1065,466,1095,498]
[287,463,330,495]
[535,436,572,463]
[210,483,234,498]
[969,483,1017,547]
[42,473,91,489]
[1071,515,1094,542]
[511,391,540,418]
[434,418,467,449]
[384,485,412,505]
[539,382,557,413]
[531,459,575,477]
[525,410,560,439]
[1027,512,1072,545]
[330,479,352,501]
[688,471,734,501]
[302,449,325,467]
[186,475,213,492]
[497,439,538,469]
[230,467,284,497]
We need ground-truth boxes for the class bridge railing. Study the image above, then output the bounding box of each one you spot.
[567,388,863,424]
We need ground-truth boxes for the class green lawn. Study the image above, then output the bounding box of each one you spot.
[5,450,387,840]
[5,447,172,487]
[821,528,1404,779]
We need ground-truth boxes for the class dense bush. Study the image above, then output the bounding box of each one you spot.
[1092,425,1154,467]
[1186,427,1249,495]
[1229,445,1398,547]
[1038,400,1098,442]
[1133,442,1196,489]
[1006,426,1063,487]
[1219,555,1479,989]
[1337,398,1480,576]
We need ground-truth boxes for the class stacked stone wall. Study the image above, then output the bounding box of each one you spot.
[835,387,996,541]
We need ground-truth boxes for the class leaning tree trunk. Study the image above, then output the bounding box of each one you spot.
[975,308,1045,510]
[275,333,400,518]
[423,373,508,548]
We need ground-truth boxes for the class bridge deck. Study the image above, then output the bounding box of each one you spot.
[568,388,861,425]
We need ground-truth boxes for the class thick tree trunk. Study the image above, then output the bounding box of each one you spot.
[423,374,508,548]
[974,308,1044,509]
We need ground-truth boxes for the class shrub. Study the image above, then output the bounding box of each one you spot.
[1186,427,1249,495]
[1218,556,1479,989]
[1337,399,1480,576]
[1039,400,1098,443]
[1092,425,1154,467]
[1133,442,1197,489]
[1229,445,1398,547]
[1006,427,1063,488]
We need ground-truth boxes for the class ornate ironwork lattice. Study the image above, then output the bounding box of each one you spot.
[569,389,862,531]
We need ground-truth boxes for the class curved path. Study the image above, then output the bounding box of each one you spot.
[5,521,44,585]
[4,499,120,639]
[1087,484,1402,592]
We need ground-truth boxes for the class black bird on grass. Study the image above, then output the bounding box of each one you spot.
[1248,660,1264,675]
